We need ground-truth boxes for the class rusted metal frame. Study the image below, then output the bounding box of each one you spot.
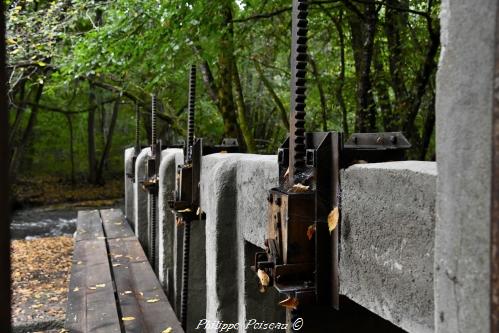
[491,4,499,331]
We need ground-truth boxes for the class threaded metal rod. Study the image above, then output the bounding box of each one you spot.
[180,219,191,329]
[289,0,308,183]
[151,94,157,155]
[150,195,157,269]
[135,103,140,153]
[187,65,196,163]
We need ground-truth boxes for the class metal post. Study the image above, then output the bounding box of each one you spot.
[149,94,158,269]
[288,0,308,184]
[186,65,196,163]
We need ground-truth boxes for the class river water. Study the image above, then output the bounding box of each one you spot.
[10,201,124,239]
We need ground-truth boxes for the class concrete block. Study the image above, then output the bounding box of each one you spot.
[124,147,135,227]
[156,149,206,331]
[340,161,437,333]
[235,155,278,249]
[435,1,493,332]
[134,147,151,250]
[158,148,183,297]
[200,154,246,332]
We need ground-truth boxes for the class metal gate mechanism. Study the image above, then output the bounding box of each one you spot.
[168,65,238,329]
[251,0,410,314]
[125,103,143,184]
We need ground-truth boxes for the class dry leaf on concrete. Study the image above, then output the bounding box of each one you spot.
[162,327,173,333]
[328,207,339,234]
[122,316,136,321]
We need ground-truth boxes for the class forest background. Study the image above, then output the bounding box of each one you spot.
[6,0,439,203]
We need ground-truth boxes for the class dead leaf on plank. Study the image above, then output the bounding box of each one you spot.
[96,284,106,288]
[307,224,316,240]
[88,287,97,290]
[328,207,339,234]
[124,291,133,294]
[278,296,299,309]
[146,298,160,303]
[289,183,309,193]
[196,207,202,216]
[162,327,173,333]
[178,208,192,213]
[73,287,79,292]
[122,316,136,321]
[112,263,121,267]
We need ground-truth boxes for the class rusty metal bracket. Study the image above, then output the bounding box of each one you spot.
[251,0,411,316]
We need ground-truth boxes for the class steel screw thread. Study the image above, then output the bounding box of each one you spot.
[187,65,196,162]
[180,219,191,329]
[151,94,157,152]
[291,0,308,179]
[135,103,140,152]
[150,195,157,269]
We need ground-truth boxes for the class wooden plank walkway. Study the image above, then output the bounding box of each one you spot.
[65,208,183,333]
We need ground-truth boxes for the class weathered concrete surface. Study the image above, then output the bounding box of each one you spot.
[236,155,278,249]
[200,154,246,332]
[234,155,285,330]
[157,149,206,331]
[158,148,183,297]
[134,148,151,249]
[435,1,493,332]
[340,161,437,333]
[200,154,286,332]
[124,147,135,227]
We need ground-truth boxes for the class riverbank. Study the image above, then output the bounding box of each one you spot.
[11,176,123,209]
[11,236,73,333]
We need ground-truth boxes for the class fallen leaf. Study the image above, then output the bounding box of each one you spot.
[328,207,339,234]
[283,168,289,179]
[307,224,316,240]
[196,207,201,216]
[113,263,121,267]
[124,291,133,294]
[73,287,79,292]
[257,269,270,287]
[122,316,136,321]
[289,183,309,193]
[88,287,97,290]
[114,222,122,225]
[162,327,173,333]
[31,304,43,309]
[146,298,160,303]
[178,208,192,213]
[95,284,106,288]
[279,297,299,309]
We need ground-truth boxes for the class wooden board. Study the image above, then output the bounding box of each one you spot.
[101,209,135,240]
[65,239,121,333]
[75,210,104,242]
[108,239,183,333]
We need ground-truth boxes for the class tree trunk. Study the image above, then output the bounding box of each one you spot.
[232,60,256,152]
[65,114,75,186]
[309,57,329,131]
[87,85,97,184]
[97,99,120,184]
[254,60,289,130]
[9,83,44,183]
[348,2,377,132]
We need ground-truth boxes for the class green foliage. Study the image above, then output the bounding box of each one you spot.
[7,0,440,181]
